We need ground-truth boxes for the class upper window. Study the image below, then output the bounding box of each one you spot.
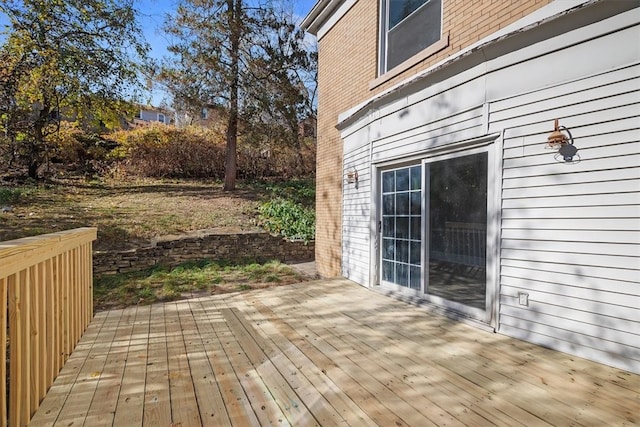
[380,0,442,74]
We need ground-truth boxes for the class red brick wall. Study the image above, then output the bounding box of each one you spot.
[315,0,552,277]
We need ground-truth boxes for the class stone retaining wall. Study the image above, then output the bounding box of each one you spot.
[94,229,314,275]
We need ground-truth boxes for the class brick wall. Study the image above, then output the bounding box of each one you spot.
[94,230,314,276]
[315,0,552,277]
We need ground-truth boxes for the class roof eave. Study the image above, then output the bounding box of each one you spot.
[300,0,341,35]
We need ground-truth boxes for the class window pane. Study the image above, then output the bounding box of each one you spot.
[396,217,409,239]
[410,241,421,265]
[410,217,421,240]
[410,191,421,215]
[409,266,421,290]
[383,216,395,237]
[410,166,422,190]
[383,261,394,282]
[381,164,422,290]
[383,194,395,215]
[396,263,409,287]
[427,152,488,310]
[396,192,410,215]
[396,240,409,263]
[382,238,395,261]
[388,0,428,28]
[387,0,442,71]
[396,168,409,191]
[383,171,395,193]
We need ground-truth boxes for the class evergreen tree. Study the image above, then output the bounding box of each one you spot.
[162,0,315,190]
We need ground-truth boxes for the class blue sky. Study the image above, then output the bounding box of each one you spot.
[136,0,317,62]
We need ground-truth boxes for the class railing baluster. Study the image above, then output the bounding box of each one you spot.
[0,228,97,427]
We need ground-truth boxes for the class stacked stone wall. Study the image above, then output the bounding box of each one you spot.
[94,229,314,275]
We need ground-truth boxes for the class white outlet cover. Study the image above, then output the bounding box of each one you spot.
[518,292,529,306]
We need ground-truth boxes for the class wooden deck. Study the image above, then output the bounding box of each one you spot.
[30,279,639,426]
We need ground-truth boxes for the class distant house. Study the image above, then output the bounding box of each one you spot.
[302,0,639,373]
[132,106,173,126]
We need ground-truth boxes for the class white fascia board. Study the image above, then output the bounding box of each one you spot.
[300,0,357,40]
[336,0,612,127]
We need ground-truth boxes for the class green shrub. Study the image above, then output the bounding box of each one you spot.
[253,179,315,206]
[258,198,315,242]
[0,186,36,205]
[0,188,23,205]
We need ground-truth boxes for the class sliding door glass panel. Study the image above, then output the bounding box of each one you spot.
[427,153,487,309]
[381,165,422,290]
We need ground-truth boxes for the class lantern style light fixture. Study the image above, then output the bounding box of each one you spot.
[346,167,358,184]
[547,119,578,162]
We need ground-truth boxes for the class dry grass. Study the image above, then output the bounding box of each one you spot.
[0,177,262,251]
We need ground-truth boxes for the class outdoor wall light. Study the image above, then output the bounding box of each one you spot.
[346,167,358,184]
[547,119,578,163]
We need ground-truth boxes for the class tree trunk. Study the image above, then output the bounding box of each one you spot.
[223,0,242,192]
[28,109,48,180]
[223,108,238,191]
[27,158,38,179]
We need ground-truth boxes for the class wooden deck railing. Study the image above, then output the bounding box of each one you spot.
[0,228,97,427]
[430,222,486,267]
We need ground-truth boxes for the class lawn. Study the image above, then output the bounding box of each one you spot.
[94,259,304,310]
[1,176,316,309]
[0,176,314,251]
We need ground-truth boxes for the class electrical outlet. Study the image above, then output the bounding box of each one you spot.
[518,292,529,306]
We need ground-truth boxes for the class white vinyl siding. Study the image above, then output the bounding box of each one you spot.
[342,143,372,283]
[491,63,640,372]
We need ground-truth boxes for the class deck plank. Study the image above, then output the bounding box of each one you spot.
[320,286,629,426]
[83,305,138,426]
[223,304,350,426]
[29,309,113,426]
[295,284,557,426]
[280,288,488,427]
[237,295,374,427]
[279,284,501,427]
[195,297,263,426]
[182,299,233,426]
[111,304,151,427]
[226,303,351,426]
[244,298,412,427]
[29,279,640,427]
[165,301,202,427]
[142,303,172,426]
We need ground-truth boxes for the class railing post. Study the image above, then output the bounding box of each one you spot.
[1,277,7,427]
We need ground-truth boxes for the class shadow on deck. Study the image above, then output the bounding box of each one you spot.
[30,279,638,426]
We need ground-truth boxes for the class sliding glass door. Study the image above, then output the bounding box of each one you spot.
[379,150,490,317]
